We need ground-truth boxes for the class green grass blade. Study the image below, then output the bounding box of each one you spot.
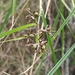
[52,7,75,41]
[46,33,61,75]
[0,23,36,38]
[54,1,75,39]
[55,2,75,39]
[12,0,17,14]
[41,11,47,28]
[47,43,75,75]
[0,6,12,33]
[67,25,75,39]
[60,0,65,56]
[61,0,71,12]
[61,0,75,17]
[52,0,62,30]
[41,10,61,75]
[0,36,25,43]
[37,53,45,75]
[52,13,60,30]
[71,0,75,7]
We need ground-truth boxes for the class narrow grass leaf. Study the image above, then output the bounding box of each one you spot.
[37,53,45,75]
[0,6,12,33]
[12,0,17,14]
[61,0,71,12]
[0,36,25,43]
[60,0,65,55]
[41,10,61,75]
[52,13,60,30]
[52,7,75,41]
[55,2,75,39]
[52,0,62,30]
[0,23,36,38]
[47,43,75,75]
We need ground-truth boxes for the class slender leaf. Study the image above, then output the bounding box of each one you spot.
[12,0,17,14]
[0,6,12,33]
[61,0,75,17]
[37,53,45,75]
[47,43,75,75]
[41,10,61,75]
[0,36,25,43]
[52,7,75,41]
[55,1,75,39]
[0,23,36,38]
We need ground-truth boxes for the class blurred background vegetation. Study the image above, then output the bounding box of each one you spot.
[0,0,75,75]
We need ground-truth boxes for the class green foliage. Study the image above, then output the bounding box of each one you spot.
[47,43,75,75]
[0,0,75,75]
[0,6,12,33]
[0,23,36,38]
[37,0,75,75]
[12,0,17,14]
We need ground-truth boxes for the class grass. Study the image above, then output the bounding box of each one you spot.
[47,43,75,75]
[0,0,75,75]
[0,23,36,38]
[0,6,12,33]
[37,0,75,75]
